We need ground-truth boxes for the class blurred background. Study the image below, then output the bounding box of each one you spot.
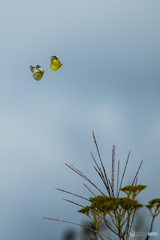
[0,0,160,239]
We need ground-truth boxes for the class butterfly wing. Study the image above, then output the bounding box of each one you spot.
[50,56,62,71]
[30,65,44,81]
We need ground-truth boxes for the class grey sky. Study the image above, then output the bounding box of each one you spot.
[0,0,160,239]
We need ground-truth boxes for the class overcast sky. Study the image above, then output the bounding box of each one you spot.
[0,0,160,239]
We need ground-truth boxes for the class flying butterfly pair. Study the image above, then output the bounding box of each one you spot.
[30,56,63,81]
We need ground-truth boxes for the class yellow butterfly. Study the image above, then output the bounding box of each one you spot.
[50,56,62,71]
[30,65,44,81]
